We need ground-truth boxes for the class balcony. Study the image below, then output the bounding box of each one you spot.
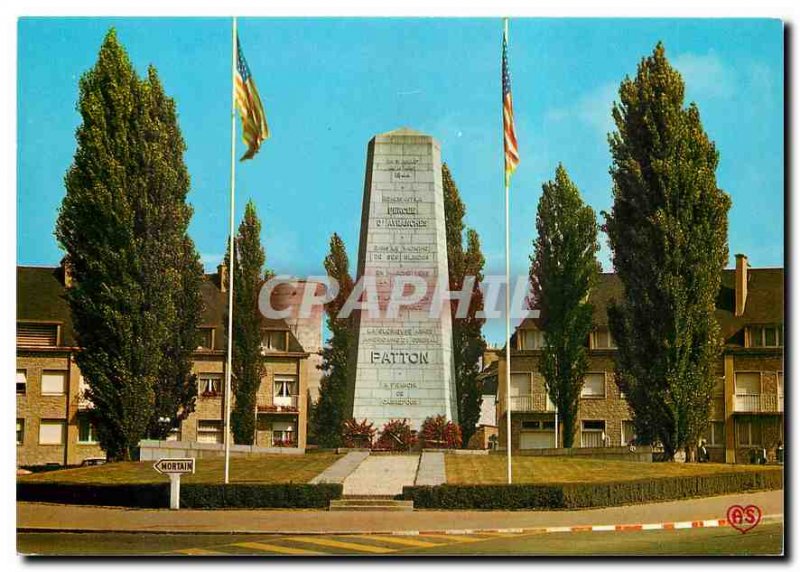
[258,395,299,413]
[509,394,556,412]
[734,393,784,414]
[271,436,298,447]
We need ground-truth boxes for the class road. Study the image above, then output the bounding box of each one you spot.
[18,523,783,556]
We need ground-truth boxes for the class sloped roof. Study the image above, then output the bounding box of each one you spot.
[512,267,784,347]
[17,266,306,353]
[17,266,77,347]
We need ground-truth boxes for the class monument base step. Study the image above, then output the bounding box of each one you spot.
[329,498,414,512]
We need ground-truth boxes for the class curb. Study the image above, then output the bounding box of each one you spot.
[410,512,783,536]
[17,513,782,536]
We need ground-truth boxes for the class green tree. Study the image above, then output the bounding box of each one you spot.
[442,164,486,447]
[530,164,600,448]
[225,199,268,445]
[311,233,355,448]
[603,43,731,459]
[149,235,204,440]
[56,30,203,460]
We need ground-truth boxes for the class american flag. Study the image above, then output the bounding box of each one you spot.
[235,35,269,161]
[502,22,519,185]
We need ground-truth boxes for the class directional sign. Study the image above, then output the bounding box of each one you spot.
[153,457,195,475]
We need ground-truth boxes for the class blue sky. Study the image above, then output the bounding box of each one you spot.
[17,18,783,344]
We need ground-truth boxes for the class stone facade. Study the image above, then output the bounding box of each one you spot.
[495,261,783,464]
[348,128,458,430]
[16,350,103,466]
[17,265,310,467]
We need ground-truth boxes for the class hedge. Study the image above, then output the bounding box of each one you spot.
[180,483,342,509]
[17,483,168,508]
[402,469,783,510]
[17,482,342,509]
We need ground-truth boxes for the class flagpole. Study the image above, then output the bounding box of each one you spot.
[224,15,238,485]
[503,17,513,486]
[504,179,512,485]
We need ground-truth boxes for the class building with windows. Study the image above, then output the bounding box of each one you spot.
[17,262,315,467]
[495,255,783,463]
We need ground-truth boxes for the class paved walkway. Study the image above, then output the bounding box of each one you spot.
[342,454,420,496]
[309,451,368,485]
[16,490,782,535]
[415,452,446,486]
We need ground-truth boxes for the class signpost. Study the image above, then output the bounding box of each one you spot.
[153,458,195,510]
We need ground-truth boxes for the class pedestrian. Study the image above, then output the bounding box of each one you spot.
[698,439,709,463]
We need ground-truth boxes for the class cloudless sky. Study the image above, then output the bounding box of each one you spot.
[17,17,783,343]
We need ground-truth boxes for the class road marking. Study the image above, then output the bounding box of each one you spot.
[232,541,325,555]
[173,548,225,555]
[286,536,395,554]
[352,535,443,548]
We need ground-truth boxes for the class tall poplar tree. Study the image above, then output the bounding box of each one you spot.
[311,233,355,447]
[603,43,731,459]
[226,199,268,445]
[530,164,600,448]
[56,30,203,460]
[442,164,486,446]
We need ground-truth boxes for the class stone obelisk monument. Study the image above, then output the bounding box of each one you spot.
[347,128,458,431]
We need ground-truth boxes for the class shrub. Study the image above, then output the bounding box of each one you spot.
[420,415,462,449]
[403,469,783,510]
[342,418,376,449]
[17,482,168,508]
[180,483,342,509]
[16,482,342,509]
[375,419,417,452]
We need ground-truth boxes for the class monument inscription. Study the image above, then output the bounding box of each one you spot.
[348,128,458,430]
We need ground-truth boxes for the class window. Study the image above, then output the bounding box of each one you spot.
[581,373,605,398]
[39,420,65,445]
[749,325,783,348]
[519,329,545,350]
[261,330,287,352]
[622,420,636,445]
[271,421,295,446]
[522,420,541,430]
[197,420,223,444]
[737,419,761,447]
[274,376,298,397]
[16,370,26,394]
[196,327,214,350]
[41,371,66,395]
[702,421,725,447]
[581,420,606,448]
[778,372,784,396]
[510,373,531,396]
[199,374,222,397]
[591,329,617,349]
[16,419,24,445]
[735,372,761,395]
[274,376,298,408]
[77,415,97,444]
[17,322,58,346]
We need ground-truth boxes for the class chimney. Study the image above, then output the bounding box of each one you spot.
[217,262,228,293]
[60,256,74,288]
[735,254,748,317]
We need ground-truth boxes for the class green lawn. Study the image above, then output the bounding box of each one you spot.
[18,452,339,485]
[446,455,779,484]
